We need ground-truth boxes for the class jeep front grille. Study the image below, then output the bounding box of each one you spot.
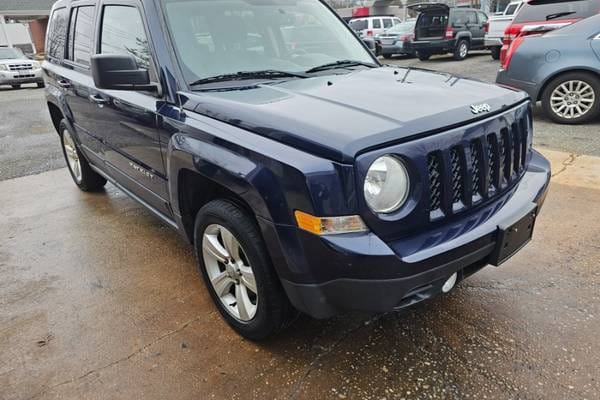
[426,114,531,219]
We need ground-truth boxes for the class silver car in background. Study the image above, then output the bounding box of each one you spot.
[0,47,44,89]
[496,15,600,124]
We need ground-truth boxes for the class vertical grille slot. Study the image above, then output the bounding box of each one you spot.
[520,117,528,168]
[487,134,498,192]
[499,129,510,186]
[450,148,463,204]
[427,154,442,211]
[511,123,521,173]
[470,140,482,199]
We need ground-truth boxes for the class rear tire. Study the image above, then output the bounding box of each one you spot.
[490,46,500,60]
[194,199,297,340]
[417,51,431,61]
[59,120,107,191]
[454,39,469,61]
[541,72,600,125]
[11,84,21,89]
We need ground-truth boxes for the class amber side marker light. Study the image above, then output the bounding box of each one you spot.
[294,210,368,235]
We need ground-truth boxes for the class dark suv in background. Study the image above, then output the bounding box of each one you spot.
[409,3,489,61]
[44,0,550,339]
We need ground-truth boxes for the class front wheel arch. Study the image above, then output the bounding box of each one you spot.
[536,68,600,102]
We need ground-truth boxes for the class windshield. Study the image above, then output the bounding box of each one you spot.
[162,0,376,85]
[513,0,600,23]
[387,21,415,33]
[0,47,25,60]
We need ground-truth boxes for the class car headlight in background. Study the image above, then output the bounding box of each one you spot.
[364,155,410,213]
[0,65,7,71]
[31,61,41,69]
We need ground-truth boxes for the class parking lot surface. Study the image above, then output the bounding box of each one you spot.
[2,150,600,400]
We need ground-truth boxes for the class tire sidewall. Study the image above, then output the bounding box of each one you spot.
[59,120,84,186]
[542,72,600,124]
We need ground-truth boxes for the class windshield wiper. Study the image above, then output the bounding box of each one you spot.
[189,70,308,87]
[305,60,378,74]
[546,11,575,20]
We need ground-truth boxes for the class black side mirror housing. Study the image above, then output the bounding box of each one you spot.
[91,54,157,92]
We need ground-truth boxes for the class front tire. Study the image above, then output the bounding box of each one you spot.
[454,40,469,61]
[194,199,297,340]
[541,72,600,124]
[59,120,107,191]
[11,84,21,89]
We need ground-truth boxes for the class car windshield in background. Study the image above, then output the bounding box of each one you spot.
[0,48,25,59]
[513,0,600,22]
[162,0,375,86]
[388,21,416,33]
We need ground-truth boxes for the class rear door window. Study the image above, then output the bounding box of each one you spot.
[47,7,68,59]
[452,10,468,25]
[68,6,95,66]
[504,3,521,16]
[467,11,478,24]
[383,18,393,28]
[99,5,154,73]
[514,0,600,23]
[372,19,382,29]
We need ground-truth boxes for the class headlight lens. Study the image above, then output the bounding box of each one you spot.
[31,61,41,69]
[364,155,410,213]
[0,64,7,71]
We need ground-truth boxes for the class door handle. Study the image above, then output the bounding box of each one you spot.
[89,94,110,106]
[57,79,71,89]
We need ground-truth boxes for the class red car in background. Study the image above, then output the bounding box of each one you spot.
[500,0,600,65]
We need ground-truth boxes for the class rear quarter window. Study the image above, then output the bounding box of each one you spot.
[349,19,367,30]
[514,0,600,23]
[47,8,68,59]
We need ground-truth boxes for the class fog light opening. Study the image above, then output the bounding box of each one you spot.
[442,272,458,293]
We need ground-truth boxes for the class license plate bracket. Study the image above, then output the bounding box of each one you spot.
[490,204,538,266]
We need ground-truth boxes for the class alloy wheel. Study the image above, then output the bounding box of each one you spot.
[202,224,258,322]
[459,43,468,59]
[550,80,595,120]
[62,129,82,183]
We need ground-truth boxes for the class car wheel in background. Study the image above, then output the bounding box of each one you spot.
[59,120,107,191]
[194,199,297,340]
[542,72,600,124]
[383,54,393,59]
[37,82,45,88]
[454,40,469,61]
[490,46,500,60]
[11,84,21,89]
[417,51,431,61]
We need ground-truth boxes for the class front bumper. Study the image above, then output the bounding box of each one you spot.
[0,69,43,85]
[496,69,539,101]
[278,150,551,318]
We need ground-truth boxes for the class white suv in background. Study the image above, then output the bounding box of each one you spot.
[0,47,44,89]
[349,16,402,38]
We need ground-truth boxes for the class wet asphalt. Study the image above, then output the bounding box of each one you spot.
[1,55,600,400]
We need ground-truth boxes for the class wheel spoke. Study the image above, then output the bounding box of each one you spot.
[220,228,240,261]
[235,284,253,321]
[239,265,257,294]
[203,234,229,263]
[211,271,233,297]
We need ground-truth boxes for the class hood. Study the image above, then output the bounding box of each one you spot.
[182,67,527,163]
[0,58,33,65]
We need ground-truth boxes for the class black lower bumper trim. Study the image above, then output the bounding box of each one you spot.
[281,241,494,319]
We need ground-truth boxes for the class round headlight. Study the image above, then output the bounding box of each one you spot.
[364,155,410,213]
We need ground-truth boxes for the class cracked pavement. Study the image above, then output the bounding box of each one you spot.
[1,149,599,400]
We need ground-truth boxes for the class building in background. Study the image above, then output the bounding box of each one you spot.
[0,0,57,55]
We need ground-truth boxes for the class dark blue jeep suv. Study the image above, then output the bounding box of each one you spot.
[44,0,551,339]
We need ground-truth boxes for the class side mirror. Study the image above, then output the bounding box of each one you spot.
[91,54,157,92]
